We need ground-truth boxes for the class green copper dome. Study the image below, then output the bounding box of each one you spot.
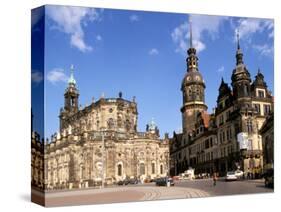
[68,64,76,85]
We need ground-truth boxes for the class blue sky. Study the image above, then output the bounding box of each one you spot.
[31,5,274,139]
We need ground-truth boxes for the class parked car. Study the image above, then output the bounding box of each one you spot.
[225,171,238,181]
[263,168,274,188]
[117,180,124,185]
[235,170,244,179]
[155,177,175,186]
[129,178,138,184]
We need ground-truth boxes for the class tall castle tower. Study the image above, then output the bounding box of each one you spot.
[231,31,252,108]
[181,20,207,134]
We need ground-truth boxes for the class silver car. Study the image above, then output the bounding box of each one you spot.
[225,171,238,181]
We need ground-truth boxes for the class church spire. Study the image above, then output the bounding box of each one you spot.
[235,29,244,65]
[186,17,198,72]
[63,64,79,113]
[189,18,193,48]
[68,64,76,85]
[237,29,240,50]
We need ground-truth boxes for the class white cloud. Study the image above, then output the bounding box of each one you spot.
[253,44,273,57]
[171,14,228,54]
[149,48,159,55]
[234,18,274,58]
[31,71,43,84]
[216,66,225,73]
[235,18,274,40]
[129,14,139,22]
[47,68,68,84]
[96,35,102,41]
[46,6,101,52]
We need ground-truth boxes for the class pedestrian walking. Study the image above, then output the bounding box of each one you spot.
[213,172,217,186]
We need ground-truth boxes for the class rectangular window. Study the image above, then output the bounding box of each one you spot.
[229,127,232,139]
[254,104,261,114]
[219,132,223,144]
[152,163,155,174]
[226,129,230,141]
[219,115,224,125]
[258,90,265,98]
[264,105,271,115]
[226,111,229,120]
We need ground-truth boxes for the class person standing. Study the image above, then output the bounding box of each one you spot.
[213,172,218,186]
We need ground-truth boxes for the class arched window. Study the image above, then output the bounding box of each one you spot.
[117,115,122,128]
[160,164,163,174]
[107,118,114,129]
[246,120,253,133]
[117,164,122,176]
[125,119,131,131]
[151,163,155,174]
[140,163,145,175]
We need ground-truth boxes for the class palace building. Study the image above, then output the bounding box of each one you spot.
[170,24,274,177]
[31,67,169,190]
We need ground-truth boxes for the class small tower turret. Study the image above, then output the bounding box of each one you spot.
[64,65,79,113]
[231,30,251,105]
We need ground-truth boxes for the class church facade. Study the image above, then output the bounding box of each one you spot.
[32,68,169,190]
[170,26,274,177]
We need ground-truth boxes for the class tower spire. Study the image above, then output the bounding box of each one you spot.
[68,64,76,85]
[235,29,244,65]
[189,18,193,48]
[186,17,198,71]
[236,29,240,50]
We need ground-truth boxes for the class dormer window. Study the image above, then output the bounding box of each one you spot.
[256,89,265,98]
[258,90,265,98]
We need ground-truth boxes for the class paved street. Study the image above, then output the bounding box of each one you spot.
[32,179,273,207]
[175,178,273,197]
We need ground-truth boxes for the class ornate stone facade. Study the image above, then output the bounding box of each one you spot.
[259,112,274,170]
[31,67,169,190]
[170,26,273,177]
[31,131,44,189]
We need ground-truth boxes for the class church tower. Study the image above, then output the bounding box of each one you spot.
[181,20,207,134]
[231,30,252,107]
[63,65,79,114]
[59,65,79,131]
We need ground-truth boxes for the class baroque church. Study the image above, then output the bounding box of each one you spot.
[169,24,273,177]
[31,67,169,190]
